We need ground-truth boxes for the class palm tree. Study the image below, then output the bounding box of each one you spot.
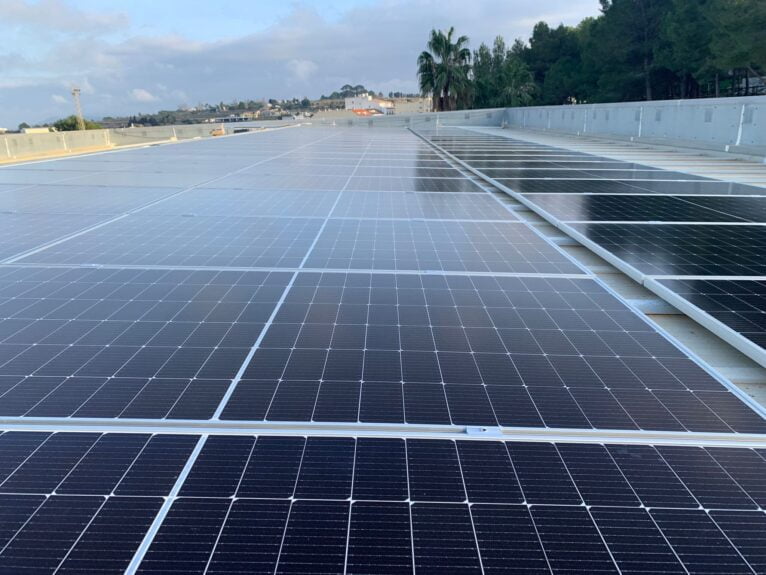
[501,57,537,107]
[417,27,472,112]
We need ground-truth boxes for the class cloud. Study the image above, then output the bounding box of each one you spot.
[51,94,68,104]
[0,0,600,126]
[0,0,128,34]
[286,59,319,83]
[130,88,158,102]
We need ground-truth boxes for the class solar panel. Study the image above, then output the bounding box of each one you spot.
[524,194,750,223]
[0,266,290,418]
[651,278,766,367]
[0,125,764,572]
[0,167,98,185]
[217,271,765,432]
[346,175,487,193]
[142,189,341,218]
[492,169,709,181]
[304,220,582,273]
[0,213,110,262]
[418,127,766,376]
[18,215,325,267]
[332,190,516,220]
[0,431,197,573]
[0,185,181,215]
[492,178,766,196]
[131,435,766,574]
[658,279,766,344]
[566,223,766,276]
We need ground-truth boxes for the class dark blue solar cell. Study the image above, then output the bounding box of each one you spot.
[237,436,305,498]
[456,441,523,503]
[114,434,198,496]
[608,389,686,431]
[0,494,46,548]
[348,502,413,574]
[651,509,753,574]
[56,433,149,494]
[657,446,758,509]
[706,447,766,507]
[266,381,319,421]
[24,376,106,416]
[0,432,51,484]
[403,383,451,424]
[0,495,104,573]
[311,381,361,422]
[353,438,408,501]
[474,354,524,385]
[411,503,482,574]
[137,498,230,574]
[591,507,686,574]
[692,391,766,434]
[530,506,617,573]
[219,379,278,421]
[293,437,355,500]
[526,386,592,429]
[710,510,766,574]
[359,382,404,423]
[0,432,100,493]
[606,445,698,508]
[118,378,191,419]
[505,442,581,505]
[276,500,349,575]
[407,439,466,502]
[206,499,290,575]
[556,443,640,507]
[485,386,545,427]
[444,385,498,426]
[362,349,402,381]
[57,496,164,574]
[165,379,230,420]
[180,435,254,497]
[567,387,639,430]
[471,505,549,574]
[401,351,442,383]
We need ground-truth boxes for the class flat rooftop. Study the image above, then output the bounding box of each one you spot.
[0,124,764,574]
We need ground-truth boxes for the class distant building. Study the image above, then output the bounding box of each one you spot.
[393,97,432,114]
[344,93,395,115]
[21,127,52,134]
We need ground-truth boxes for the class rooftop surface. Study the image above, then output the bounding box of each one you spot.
[0,124,764,574]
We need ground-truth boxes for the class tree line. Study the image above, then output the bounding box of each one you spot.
[418,0,766,112]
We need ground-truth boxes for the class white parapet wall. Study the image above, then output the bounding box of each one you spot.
[502,95,766,159]
[0,123,243,162]
[315,107,507,128]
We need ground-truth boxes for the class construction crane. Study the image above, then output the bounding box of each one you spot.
[71,87,86,131]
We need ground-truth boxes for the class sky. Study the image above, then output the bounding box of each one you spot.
[0,0,601,127]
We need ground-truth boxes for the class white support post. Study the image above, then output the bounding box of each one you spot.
[735,104,746,146]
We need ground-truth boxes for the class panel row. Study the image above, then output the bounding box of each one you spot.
[1,431,765,574]
[140,500,765,575]
[0,266,291,419]
[180,436,766,509]
[422,127,766,376]
[3,267,763,432]
[139,435,766,575]
[221,272,765,432]
[14,216,580,274]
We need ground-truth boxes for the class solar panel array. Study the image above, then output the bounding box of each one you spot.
[420,126,766,372]
[0,125,764,573]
